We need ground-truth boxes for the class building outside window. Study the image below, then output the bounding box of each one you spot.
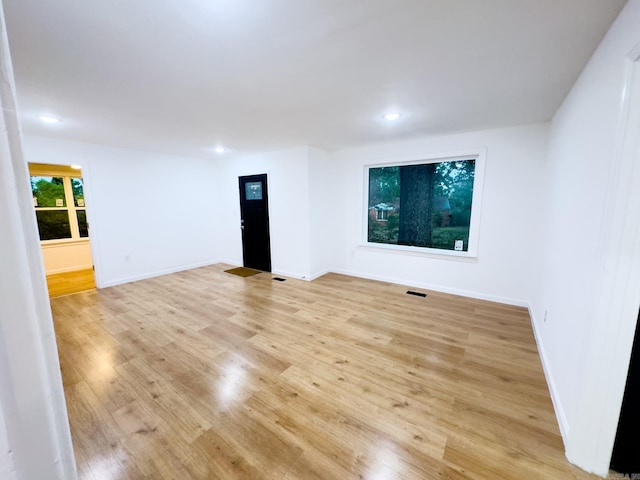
[366,151,484,255]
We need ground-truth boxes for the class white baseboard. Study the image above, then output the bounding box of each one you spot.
[308,269,330,281]
[329,268,529,307]
[271,268,308,280]
[101,260,529,307]
[99,259,221,288]
[217,259,241,268]
[528,304,570,445]
[46,264,93,275]
[218,260,312,281]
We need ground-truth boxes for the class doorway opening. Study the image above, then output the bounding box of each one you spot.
[29,163,96,297]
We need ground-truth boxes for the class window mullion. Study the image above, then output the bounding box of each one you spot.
[64,176,80,239]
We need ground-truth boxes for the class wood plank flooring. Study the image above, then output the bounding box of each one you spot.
[50,264,598,479]
[47,267,96,297]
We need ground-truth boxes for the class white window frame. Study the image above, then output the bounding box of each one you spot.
[362,147,486,259]
[30,166,88,245]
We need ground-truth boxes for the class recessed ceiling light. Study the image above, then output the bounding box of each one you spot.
[214,146,226,154]
[39,115,60,124]
[383,113,401,121]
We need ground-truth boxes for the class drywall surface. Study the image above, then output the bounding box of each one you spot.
[308,147,338,279]
[0,3,77,477]
[532,0,640,474]
[41,241,93,274]
[331,123,549,305]
[215,146,313,279]
[0,408,15,480]
[22,136,219,287]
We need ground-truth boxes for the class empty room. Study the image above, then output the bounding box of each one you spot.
[2,1,640,479]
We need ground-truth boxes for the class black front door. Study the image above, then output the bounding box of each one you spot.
[611,309,640,474]
[239,174,271,272]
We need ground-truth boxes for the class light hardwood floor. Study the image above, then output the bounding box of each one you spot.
[51,264,598,479]
[47,267,96,297]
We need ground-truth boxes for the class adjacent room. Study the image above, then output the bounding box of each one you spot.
[1,1,640,479]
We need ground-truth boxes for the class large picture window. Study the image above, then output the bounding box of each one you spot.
[365,150,484,256]
[31,174,88,242]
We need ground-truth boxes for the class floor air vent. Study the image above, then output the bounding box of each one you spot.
[273,277,286,282]
[406,290,427,298]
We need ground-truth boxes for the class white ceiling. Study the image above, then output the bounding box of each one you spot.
[4,0,627,158]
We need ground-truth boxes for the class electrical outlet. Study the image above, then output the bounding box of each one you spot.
[125,255,131,263]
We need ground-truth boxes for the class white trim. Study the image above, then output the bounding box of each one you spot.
[40,238,90,248]
[361,147,486,258]
[217,258,242,268]
[216,260,324,281]
[361,147,488,168]
[308,268,330,281]
[630,39,640,62]
[80,162,104,288]
[357,243,478,262]
[31,207,69,211]
[217,261,526,300]
[569,43,640,474]
[528,305,570,444]
[557,41,640,476]
[0,5,77,477]
[330,267,528,307]
[271,268,309,280]
[45,264,93,275]
[100,259,220,288]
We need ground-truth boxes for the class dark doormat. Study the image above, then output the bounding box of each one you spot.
[224,267,262,278]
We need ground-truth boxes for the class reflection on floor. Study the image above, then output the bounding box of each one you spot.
[51,264,598,479]
[47,267,96,298]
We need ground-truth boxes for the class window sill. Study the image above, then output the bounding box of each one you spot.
[41,239,90,248]
[358,242,478,262]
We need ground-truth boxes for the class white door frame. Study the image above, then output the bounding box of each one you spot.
[567,42,640,475]
[0,5,77,479]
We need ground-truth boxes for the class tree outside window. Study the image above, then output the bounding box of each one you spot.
[31,175,88,241]
[367,159,475,252]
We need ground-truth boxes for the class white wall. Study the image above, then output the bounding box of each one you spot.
[308,147,338,279]
[532,0,640,474]
[0,3,77,476]
[23,127,549,306]
[22,136,219,287]
[331,123,548,306]
[41,242,93,274]
[216,146,314,279]
[0,408,16,480]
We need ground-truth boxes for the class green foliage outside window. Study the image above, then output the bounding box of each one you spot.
[31,175,88,242]
[72,178,85,206]
[31,176,66,207]
[368,159,475,251]
[35,210,72,240]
